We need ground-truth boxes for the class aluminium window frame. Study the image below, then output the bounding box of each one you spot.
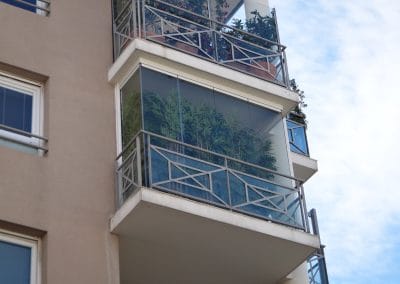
[0,72,44,148]
[0,230,41,284]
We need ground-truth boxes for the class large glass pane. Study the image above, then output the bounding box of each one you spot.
[287,120,308,155]
[141,68,181,141]
[179,80,215,150]
[0,87,4,124]
[0,240,31,284]
[120,70,141,149]
[213,90,252,160]
[3,88,32,132]
[1,0,37,13]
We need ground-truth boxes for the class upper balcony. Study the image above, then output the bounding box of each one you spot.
[112,0,290,87]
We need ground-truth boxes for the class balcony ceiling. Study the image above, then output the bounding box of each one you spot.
[111,188,319,284]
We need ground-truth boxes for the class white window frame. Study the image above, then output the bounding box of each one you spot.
[0,230,41,284]
[0,72,43,147]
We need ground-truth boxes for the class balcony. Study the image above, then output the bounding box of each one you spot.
[112,0,289,87]
[110,66,320,283]
[116,130,309,229]
[112,131,320,283]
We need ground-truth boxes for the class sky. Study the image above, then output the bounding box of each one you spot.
[266,1,400,283]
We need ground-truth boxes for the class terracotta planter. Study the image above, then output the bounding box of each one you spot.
[175,42,199,54]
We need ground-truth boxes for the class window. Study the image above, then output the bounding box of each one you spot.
[0,73,44,151]
[0,231,40,284]
[0,0,49,16]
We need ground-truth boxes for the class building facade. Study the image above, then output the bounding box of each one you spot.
[0,0,328,283]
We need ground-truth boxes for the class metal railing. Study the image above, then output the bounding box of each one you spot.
[307,209,329,284]
[0,0,50,16]
[112,0,289,86]
[0,124,48,152]
[287,119,310,156]
[116,130,310,231]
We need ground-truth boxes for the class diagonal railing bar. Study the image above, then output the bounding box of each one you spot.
[115,130,309,230]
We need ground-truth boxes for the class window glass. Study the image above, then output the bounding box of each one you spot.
[0,86,33,133]
[137,67,291,174]
[141,68,181,141]
[0,0,37,13]
[120,71,141,149]
[0,240,32,284]
[179,79,214,150]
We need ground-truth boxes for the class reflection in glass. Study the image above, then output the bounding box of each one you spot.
[120,71,141,148]
[118,67,302,228]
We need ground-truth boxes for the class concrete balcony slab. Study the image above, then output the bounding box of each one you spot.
[111,188,320,284]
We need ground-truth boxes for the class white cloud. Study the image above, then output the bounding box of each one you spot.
[269,0,400,282]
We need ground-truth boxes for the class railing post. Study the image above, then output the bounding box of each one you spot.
[225,157,232,208]
[140,0,145,38]
[136,135,142,187]
[146,133,152,187]
[298,181,310,232]
[308,208,320,235]
[132,0,137,38]
[115,159,122,208]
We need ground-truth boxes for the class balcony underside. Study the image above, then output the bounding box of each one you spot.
[291,152,318,182]
[111,188,320,284]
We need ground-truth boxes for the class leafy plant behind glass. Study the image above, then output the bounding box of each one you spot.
[142,91,277,172]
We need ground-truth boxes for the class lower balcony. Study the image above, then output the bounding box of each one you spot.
[111,131,320,283]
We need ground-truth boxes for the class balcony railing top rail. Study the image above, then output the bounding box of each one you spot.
[115,130,310,231]
[1,0,51,16]
[0,123,48,152]
[112,0,290,87]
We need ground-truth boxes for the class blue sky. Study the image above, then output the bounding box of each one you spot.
[266,1,400,283]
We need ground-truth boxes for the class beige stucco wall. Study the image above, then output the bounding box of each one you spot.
[0,1,118,283]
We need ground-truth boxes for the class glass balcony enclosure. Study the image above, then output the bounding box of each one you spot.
[287,119,309,156]
[116,66,309,230]
[112,0,289,86]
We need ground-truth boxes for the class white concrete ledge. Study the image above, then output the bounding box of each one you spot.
[111,187,319,249]
[108,39,299,114]
[291,152,318,182]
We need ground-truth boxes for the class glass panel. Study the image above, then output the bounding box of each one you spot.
[140,67,290,174]
[1,0,37,13]
[3,88,32,133]
[0,87,4,124]
[160,0,209,18]
[287,120,309,155]
[142,68,181,141]
[179,79,215,151]
[0,240,31,284]
[23,95,33,132]
[120,70,141,149]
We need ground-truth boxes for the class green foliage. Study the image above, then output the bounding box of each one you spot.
[121,90,141,147]
[246,10,278,43]
[215,0,229,22]
[228,10,278,49]
[288,79,307,125]
[142,91,277,171]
